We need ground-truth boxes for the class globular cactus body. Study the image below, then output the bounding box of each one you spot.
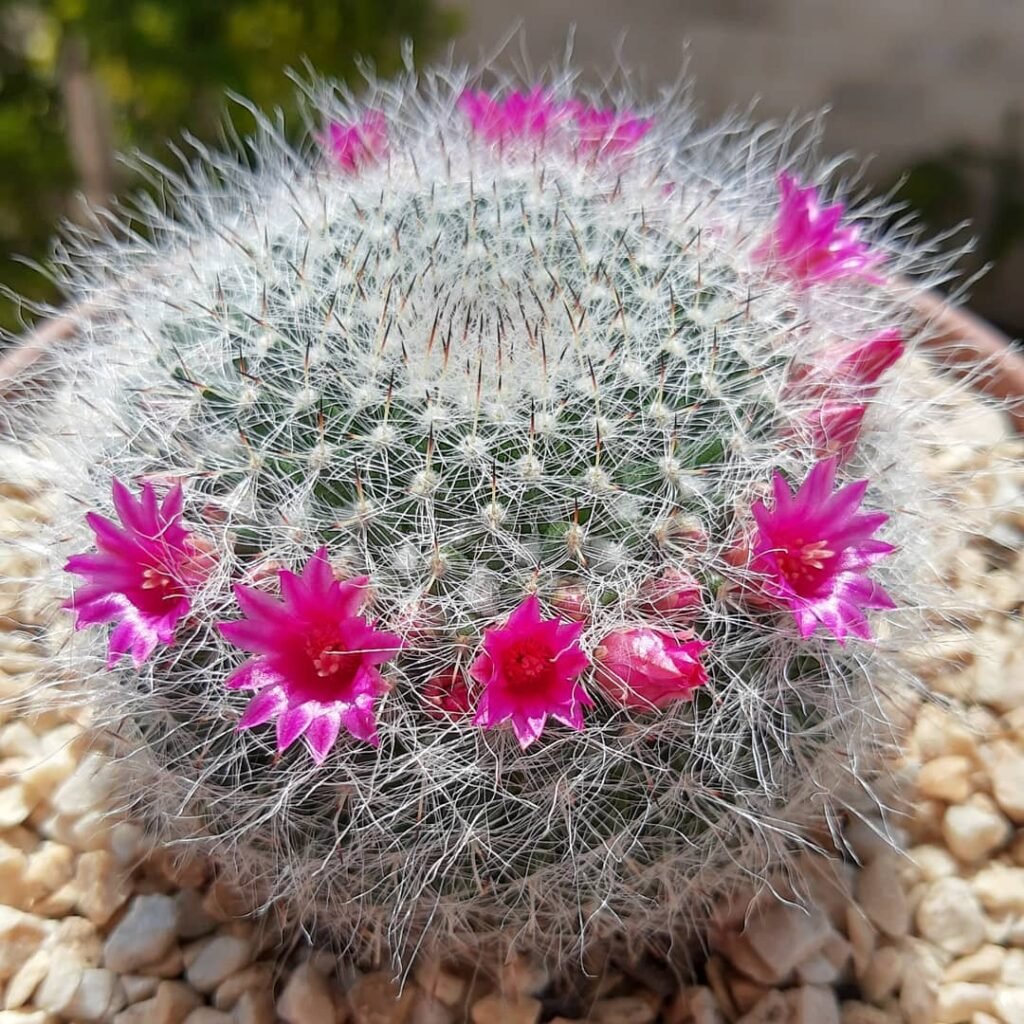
[10,58,976,969]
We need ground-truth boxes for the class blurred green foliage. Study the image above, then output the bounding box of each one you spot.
[0,0,458,336]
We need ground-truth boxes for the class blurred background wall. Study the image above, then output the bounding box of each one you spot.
[2,0,1023,338]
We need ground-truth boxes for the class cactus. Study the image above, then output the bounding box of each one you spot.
[8,58,988,970]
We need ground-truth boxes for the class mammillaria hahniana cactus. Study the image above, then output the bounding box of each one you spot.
[9,57,982,969]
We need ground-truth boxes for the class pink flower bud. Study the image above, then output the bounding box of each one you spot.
[638,568,702,621]
[551,583,590,621]
[807,401,867,463]
[594,628,709,711]
[835,328,904,386]
[423,669,474,721]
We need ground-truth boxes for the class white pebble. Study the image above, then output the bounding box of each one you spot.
[102,894,178,973]
[277,963,337,1024]
[183,934,253,992]
[942,799,1011,862]
[856,856,910,939]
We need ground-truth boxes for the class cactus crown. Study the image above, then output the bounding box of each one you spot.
[12,58,975,968]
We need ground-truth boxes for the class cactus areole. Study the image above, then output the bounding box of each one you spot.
[22,58,971,969]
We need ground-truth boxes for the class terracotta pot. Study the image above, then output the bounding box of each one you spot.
[1,292,1022,430]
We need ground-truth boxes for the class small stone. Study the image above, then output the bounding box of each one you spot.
[715,933,780,986]
[34,959,83,1017]
[591,996,657,1024]
[979,740,1024,823]
[859,946,903,1003]
[997,988,1024,1024]
[0,785,35,829]
[943,798,1012,862]
[900,943,942,1024]
[857,856,910,939]
[786,986,839,1024]
[414,962,466,1009]
[212,963,273,1010]
[944,945,1006,983]
[73,850,131,925]
[234,990,276,1024]
[912,705,978,760]
[50,753,114,817]
[725,979,766,1017]
[0,1012,59,1024]
[917,756,973,803]
[845,906,877,975]
[839,1002,897,1024]
[1002,949,1024,985]
[22,843,72,905]
[175,889,217,940]
[46,915,102,965]
[916,877,987,955]
[121,974,160,1002]
[61,968,126,1021]
[972,863,1024,913]
[184,935,253,992]
[935,983,995,1023]
[4,949,49,1009]
[736,991,789,1024]
[103,894,178,972]
[149,980,203,1024]
[277,963,337,1024]
[795,952,841,986]
[139,945,185,978]
[689,988,725,1024]
[471,995,541,1024]
[908,844,959,881]
[182,1011,232,1024]
[740,903,833,981]
[411,993,453,1024]
[0,906,50,979]
[0,843,28,908]
[108,822,148,867]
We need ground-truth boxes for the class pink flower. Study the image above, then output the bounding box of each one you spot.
[804,401,868,464]
[749,458,895,643]
[459,88,567,144]
[756,173,884,287]
[569,102,652,154]
[423,669,474,721]
[64,480,214,667]
[594,628,709,710]
[638,568,702,621]
[219,548,401,761]
[322,112,387,172]
[469,595,592,748]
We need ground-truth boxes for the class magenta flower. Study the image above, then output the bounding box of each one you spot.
[423,669,474,722]
[804,401,868,464]
[322,112,387,172]
[469,595,592,748]
[755,173,884,287]
[749,458,895,643]
[219,549,401,761]
[64,480,214,667]
[569,103,652,154]
[594,628,708,710]
[638,568,702,622]
[459,88,567,144]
